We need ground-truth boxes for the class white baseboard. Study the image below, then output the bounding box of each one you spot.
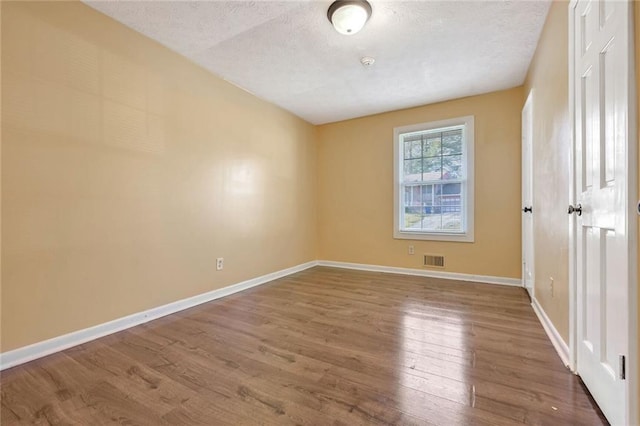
[317,260,522,287]
[0,261,318,371]
[531,296,570,367]
[0,259,522,370]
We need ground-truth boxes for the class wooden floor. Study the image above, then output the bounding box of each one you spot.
[1,267,607,425]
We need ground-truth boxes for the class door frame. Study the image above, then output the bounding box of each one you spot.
[521,91,535,298]
[568,1,638,424]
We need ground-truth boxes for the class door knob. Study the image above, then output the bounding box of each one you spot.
[568,204,582,216]
[522,206,533,213]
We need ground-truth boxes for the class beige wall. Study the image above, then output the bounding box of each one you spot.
[317,88,523,278]
[1,1,317,351]
[523,1,571,341]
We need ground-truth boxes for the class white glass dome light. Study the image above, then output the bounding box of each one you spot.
[327,1,372,36]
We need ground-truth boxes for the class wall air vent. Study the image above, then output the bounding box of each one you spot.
[423,254,445,268]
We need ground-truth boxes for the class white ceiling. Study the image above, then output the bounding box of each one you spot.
[84,1,551,125]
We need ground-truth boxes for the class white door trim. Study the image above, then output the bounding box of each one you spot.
[521,91,535,298]
[627,2,639,422]
[568,0,578,376]
[568,1,638,424]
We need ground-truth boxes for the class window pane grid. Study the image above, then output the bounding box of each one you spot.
[401,181,464,232]
[400,126,465,234]
[402,129,463,183]
[410,153,463,160]
[395,117,473,241]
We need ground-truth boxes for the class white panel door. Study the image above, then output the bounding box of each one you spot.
[521,92,534,297]
[572,0,631,424]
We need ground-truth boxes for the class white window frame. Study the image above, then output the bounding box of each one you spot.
[393,115,474,242]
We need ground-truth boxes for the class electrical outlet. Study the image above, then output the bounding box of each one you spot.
[216,257,224,271]
[549,277,554,297]
[408,245,415,255]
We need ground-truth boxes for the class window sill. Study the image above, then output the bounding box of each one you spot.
[394,230,474,243]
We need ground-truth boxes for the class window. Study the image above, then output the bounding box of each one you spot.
[393,116,474,242]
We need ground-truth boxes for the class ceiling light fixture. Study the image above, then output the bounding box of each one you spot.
[327,0,372,35]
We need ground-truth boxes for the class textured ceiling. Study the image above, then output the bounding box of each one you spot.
[84,1,551,125]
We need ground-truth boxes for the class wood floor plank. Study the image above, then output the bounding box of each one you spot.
[136,321,426,425]
[193,295,564,372]
[0,267,607,425]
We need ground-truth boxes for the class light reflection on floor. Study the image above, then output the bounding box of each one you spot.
[399,300,472,422]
